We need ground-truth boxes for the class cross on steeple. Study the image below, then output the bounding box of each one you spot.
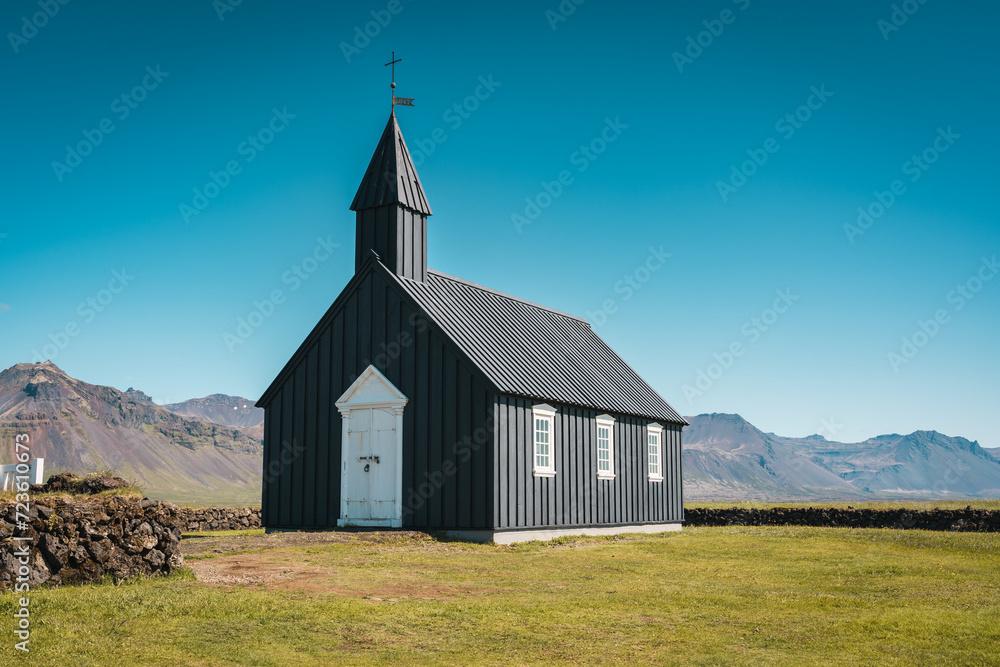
[385,51,401,84]
[384,51,414,110]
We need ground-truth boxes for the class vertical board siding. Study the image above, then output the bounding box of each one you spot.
[303,348,318,527]
[413,315,430,527]
[355,204,427,281]
[493,394,682,530]
[315,328,331,526]
[291,368,306,526]
[259,268,495,530]
[279,384,293,526]
[262,268,495,528]
[259,265,682,532]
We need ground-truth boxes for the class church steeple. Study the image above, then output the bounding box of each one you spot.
[350,112,432,282]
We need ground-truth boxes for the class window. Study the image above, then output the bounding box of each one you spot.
[596,414,615,479]
[532,404,557,477]
[648,424,664,482]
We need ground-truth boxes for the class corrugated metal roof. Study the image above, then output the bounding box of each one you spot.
[350,112,432,216]
[385,266,687,425]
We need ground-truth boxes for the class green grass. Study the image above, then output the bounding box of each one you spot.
[1,527,998,665]
[687,500,1000,511]
[146,488,262,509]
[0,488,143,504]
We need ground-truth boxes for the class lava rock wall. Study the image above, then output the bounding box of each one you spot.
[684,507,1000,531]
[0,496,184,589]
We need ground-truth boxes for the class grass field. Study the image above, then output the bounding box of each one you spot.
[1,526,997,665]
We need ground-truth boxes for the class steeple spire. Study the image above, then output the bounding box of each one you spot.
[350,113,431,216]
[350,113,432,282]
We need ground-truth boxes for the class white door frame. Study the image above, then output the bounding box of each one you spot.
[335,365,407,528]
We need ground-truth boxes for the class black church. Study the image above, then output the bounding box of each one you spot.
[256,110,686,543]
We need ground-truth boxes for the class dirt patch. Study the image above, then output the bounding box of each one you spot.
[187,549,499,599]
[182,530,495,597]
[181,529,432,558]
[188,556,331,588]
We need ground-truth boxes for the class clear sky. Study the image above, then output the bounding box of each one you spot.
[1,0,997,447]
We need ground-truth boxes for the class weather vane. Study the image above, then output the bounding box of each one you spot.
[385,51,414,110]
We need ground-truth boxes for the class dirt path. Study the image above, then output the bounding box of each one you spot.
[181,530,464,593]
[180,529,432,558]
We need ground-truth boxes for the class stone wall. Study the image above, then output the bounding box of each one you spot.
[0,496,184,589]
[684,507,1000,531]
[174,507,261,532]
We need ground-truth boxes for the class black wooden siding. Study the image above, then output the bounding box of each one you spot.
[354,204,427,282]
[492,394,683,529]
[260,262,493,530]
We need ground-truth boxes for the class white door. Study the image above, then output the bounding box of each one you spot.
[336,365,408,528]
[341,408,401,524]
[367,408,398,520]
[342,408,371,521]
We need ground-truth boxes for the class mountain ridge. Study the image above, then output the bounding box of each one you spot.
[162,394,263,430]
[0,362,262,506]
[684,413,1000,501]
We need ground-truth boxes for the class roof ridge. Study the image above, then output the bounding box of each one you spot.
[424,269,588,324]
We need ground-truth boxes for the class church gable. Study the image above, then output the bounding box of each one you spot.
[336,365,407,408]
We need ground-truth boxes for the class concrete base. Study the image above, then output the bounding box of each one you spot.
[336,518,402,528]
[445,522,682,544]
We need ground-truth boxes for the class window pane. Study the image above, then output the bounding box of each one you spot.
[535,415,552,470]
[597,425,611,473]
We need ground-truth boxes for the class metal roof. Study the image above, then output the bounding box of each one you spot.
[349,112,432,216]
[385,267,687,425]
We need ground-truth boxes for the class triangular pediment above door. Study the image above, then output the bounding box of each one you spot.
[335,365,408,410]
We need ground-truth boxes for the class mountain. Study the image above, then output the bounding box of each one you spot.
[683,414,863,501]
[985,448,1000,462]
[0,362,262,506]
[684,413,1000,501]
[162,394,263,430]
[785,431,1000,498]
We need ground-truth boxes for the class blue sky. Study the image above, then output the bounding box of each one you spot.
[1,0,997,446]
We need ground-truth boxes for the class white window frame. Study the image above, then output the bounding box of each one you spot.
[532,404,557,478]
[595,414,616,480]
[647,423,664,482]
